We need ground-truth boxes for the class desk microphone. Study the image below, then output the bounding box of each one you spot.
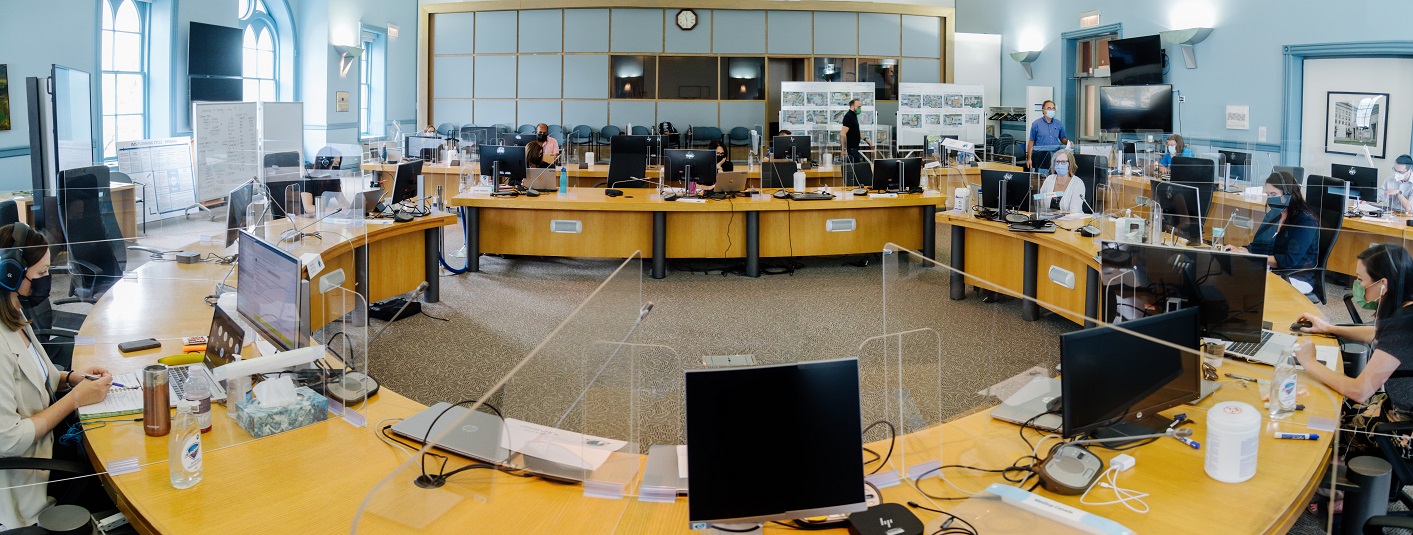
[1038,428,1194,495]
[280,208,344,243]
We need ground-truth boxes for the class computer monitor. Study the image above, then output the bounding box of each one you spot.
[663,149,717,187]
[499,133,533,147]
[1059,307,1195,439]
[1098,241,1267,343]
[1217,150,1251,184]
[872,158,922,192]
[405,135,444,159]
[771,135,811,161]
[1150,180,1206,242]
[1332,163,1378,200]
[224,179,256,248]
[1168,156,1216,184]
[477,145,527,188]
[236,230,306,351]
[685,358,867,526]
[460,126,498,146]
[390,159,425,205]
[980,169,1032,213]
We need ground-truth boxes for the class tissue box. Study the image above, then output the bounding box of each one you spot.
[233,387,329,438]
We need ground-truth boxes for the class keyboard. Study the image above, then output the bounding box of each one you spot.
[789,192,835,201]
[1225,330,1272,357]
[169,366,192,398]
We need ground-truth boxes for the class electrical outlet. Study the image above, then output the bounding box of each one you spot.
[1258,126,1267,142]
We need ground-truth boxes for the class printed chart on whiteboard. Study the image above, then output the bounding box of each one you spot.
[896,83,985,146]
[115,138,198,222]
[778,82,889,153]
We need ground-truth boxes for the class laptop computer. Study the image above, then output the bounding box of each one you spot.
[1223,329,1298,366]
[524,168,560,192]
[714,172,746,193]
[389,402,511,464]
[165,305,241,405]
[988,376,1062,432]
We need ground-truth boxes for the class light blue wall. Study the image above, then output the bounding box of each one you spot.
[713,10,765,55]
[518,10,562,53]
[610,9,663,54]
[767,11,812,55]
[665,9,711,54]
[563,9,609,53]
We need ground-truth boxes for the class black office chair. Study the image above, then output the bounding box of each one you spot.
[0,200,17,227]
[54,166,129,305]
[606,152,648,189]
[841,161,873,190]
[761,160,799,190]
[0,456,101,534]
[1276,175,1347,304]
[1365,516,1413,534]
[1074,154,1109,213]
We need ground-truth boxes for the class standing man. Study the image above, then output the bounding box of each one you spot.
[840,99,875,163]
[535,123,561,165]
[1027,100,1068,173]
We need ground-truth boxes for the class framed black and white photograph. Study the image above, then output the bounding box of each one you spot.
[1325,91,1389,158]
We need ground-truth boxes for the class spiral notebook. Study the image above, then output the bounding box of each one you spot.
[77,372,144,420]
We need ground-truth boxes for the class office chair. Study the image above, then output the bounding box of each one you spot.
[841,161,872,190]
[436,123,457,138]
[1274,175,1347,304]
[517,124,536,135]
[1074,154,1109,213]
[0,456,101,534]
[1365,516,1413,534]
[0,200,17,227]
[761,160,798,190]
[630,125,650,136]
[606,153,648,189]
[1273,165,1306,187]
[54,166,129,305]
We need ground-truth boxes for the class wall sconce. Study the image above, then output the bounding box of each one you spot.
[1009,50,1041,80]
[1160,27,1213,69]
[334,44,363,77]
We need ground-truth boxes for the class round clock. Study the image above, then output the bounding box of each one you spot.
[676,9,698,31]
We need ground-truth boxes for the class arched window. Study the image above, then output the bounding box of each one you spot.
[101,0,147,159]
[239,0,279,102]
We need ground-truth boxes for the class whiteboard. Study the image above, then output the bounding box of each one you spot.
[193,102,259,203]
[115,137,198,222]
[896,83,986,146]
[259,101,304,156]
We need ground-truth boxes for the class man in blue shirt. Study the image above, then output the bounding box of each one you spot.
[1027,100,1068,172]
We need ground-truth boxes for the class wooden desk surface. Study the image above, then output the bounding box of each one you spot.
[450,187,945,212]
[362,160,1019,180]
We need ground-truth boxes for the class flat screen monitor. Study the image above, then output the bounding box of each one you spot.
[1108,35,1163,86]
[499,133,533,147]
[390,159,424,205]
[685,358,866,526]
[188,22,243,77]
[1151,180,1206,241]
[225,179,256,248]
[1169,156,1216,184]
[772,135,811,161]
[980,169,1032,212]
[1099,85,1173,133]
[236,230,304,351]
[1332,163,1378,200]
[872,158,922,192]
[189,77,242,102]
[477,145,526,187]
[1098,241,1268,343]
[50,65,96,179]
[1060,307,1195,439]
[663,149,717,186]
[1217,150,1252,184]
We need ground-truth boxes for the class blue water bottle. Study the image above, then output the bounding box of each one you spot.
[558,166,569,197]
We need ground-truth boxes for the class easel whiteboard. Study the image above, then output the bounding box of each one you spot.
[115,137,198,222]
[193,101,259,203]
[259,101,304,156]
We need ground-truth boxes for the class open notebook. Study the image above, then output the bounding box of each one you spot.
[77,372,143,420]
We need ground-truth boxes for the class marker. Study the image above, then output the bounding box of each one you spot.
[1172,435,1201,449]
[1274,432,1319,440]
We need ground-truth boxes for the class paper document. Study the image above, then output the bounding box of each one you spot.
[78,372,144,419]
[1314,345,1340,372]
[500,418,627,471]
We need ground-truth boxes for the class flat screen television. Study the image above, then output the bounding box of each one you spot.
[1099,84,1173,133]
[190,77,242,102]
[1108,35,1163,86]
[188,22,243,77]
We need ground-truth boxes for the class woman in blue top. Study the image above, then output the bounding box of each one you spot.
[1154,134,1195,175]
[1225,171,1321,293]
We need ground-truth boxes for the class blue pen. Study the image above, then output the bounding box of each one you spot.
[1274,432,1319,440]
[1173,435,1201,449]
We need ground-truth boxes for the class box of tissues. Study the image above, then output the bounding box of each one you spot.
[233,384,329,438]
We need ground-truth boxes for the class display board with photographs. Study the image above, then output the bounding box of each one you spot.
[778,82,886,152]
[897,83,985,146]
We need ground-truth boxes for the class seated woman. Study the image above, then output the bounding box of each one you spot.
[1038,148,1086,213]
[0,223,113,529]
[1153,133,1195,175]
[1224,172,1319,293]
[711,140,734,173]
[525,141,553,169]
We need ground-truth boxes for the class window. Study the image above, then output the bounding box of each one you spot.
[611,56,655,99]
[360,29,387,138]
[814,58,857,83]
[722,57,765,101]
[659,57,717,100]
[1074,34,1116,140]
[101,0,147,159]
[239,0,279,102]
[858,58,899,100]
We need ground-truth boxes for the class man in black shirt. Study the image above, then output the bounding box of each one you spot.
[839,99,874,163]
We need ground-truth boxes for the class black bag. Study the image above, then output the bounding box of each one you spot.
[369,298,421,322]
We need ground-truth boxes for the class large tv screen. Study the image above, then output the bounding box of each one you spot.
[189,22,242,77]
[1108,35,1163,86]
[1099,84,1173,133]
[190,77,242,102]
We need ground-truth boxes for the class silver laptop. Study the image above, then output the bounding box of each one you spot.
[988,376,1062,432]
[1223,329,1297,366]
[640,444,688,495]
[389,402,511,464]
[524,168,560,191]
[714,172,747,193]
[163,306,241,406]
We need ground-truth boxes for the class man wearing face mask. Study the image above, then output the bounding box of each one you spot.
[1382,154,1413,213]
[534,123,560,166]
[1153,134,1194,176]
[1026,100,1068,173]
[1224,172,1320,293]
[839,99,874,163]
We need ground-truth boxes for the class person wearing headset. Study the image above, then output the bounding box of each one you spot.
[1038,148,1086,213]
[1153,134,1195,176]
[1383,154,1413,213]
[0,223,113,529]
[1223,172,1320,294]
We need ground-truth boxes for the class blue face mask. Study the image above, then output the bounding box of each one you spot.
[1267,195,1290,209]
[1044,110,1056,119]
[1053,162,1069,176]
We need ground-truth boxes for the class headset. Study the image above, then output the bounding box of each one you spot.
[0,222,32,292]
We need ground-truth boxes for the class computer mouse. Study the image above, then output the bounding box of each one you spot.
[393,210,413,223]
[1291,318,1313,333]
[772,189,790,199]
[525,188,540,197]
[852,188,867,196]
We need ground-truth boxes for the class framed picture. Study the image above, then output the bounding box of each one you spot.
[1325,91,1388,158]
[0,64,9,131]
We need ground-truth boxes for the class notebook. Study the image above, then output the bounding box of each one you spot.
[78,372,143,420]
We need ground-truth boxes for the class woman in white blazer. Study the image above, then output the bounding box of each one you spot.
[1039,148,1087,213]
[0,223,112,529]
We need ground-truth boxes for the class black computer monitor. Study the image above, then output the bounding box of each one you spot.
[225,179,256,248]
[872,158,922,192]
[1059,307,1195,439]
[1217,150,1252,184]
[405,135,445,159]
[980,169,1032,214]
[772,135,811,161]
[390,159,425,205]
[1168,156,1216,184]
[1332,163,1378,200]
[685,358,866,525]
[1150,180,1207,242]
[477,145,527,188]
[663,149,717,187]
[236,230,306,351]
[499,133,533,147]
[1099,241,1268,343]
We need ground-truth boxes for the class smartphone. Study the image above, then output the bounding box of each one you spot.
[118,338,161,353]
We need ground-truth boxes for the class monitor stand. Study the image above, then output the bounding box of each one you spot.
[1089,415,1176,448]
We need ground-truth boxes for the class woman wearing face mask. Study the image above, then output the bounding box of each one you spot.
[710,140,733,173]
[525,140,552,169]
[1224,172,1320,293]
[1153,134,1194,176]
[1038,148,1086,213]
[0,223,113,529]
[1383,154,1413,213]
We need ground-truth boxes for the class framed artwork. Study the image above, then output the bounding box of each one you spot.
[0,64,9,131]
[1325,91,1388,158]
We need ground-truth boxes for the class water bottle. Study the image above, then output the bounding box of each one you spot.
[247,188,269,237]
[182,373,212,433]
[1268,347,1298,420]
[169,399,203,489]
[558,166,569,198]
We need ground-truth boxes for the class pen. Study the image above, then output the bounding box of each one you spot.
[1274,432,1319,440]
[1172,435,1201,449]
[83,374,125,388]
[1225,373,1259,382]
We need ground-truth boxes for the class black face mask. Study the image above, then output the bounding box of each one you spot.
[537,133,548,142]
[19,275,50,309]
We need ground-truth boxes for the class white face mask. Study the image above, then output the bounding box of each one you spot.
[1044,109,1056,119]
[1167,144,1177,155]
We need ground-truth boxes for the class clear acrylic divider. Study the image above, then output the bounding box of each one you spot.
[314,285,370,428]
[351,252,643,534]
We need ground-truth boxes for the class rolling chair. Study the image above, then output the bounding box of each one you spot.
[436,123,457,138]
[606,135,648,188]
[761,160,798,189]
[727,127,751,160]
[517,124,536,135]
[841,161,873,190]
[1074,154,1109,213]
[1275,174,1348,304]
[0,456,105,534]
[54,166,131,305]
[630,125,650,136]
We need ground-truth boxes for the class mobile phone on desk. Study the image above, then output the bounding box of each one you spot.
[117,338,161,353]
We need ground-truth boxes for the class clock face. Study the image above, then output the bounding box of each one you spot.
[676,9,697,31]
